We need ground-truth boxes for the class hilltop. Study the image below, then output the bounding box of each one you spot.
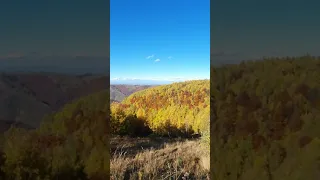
[211,55,320,180]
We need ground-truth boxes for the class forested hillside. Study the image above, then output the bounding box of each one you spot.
[211,56,320,180]
[0,90,109,180]
[110,80,210,137]
[110,80,210,179]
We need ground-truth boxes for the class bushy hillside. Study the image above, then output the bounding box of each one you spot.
[0,89,110,180]
[110,80,210,137]
[211,56,320,180]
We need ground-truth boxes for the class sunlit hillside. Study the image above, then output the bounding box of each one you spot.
[110,80,210,137]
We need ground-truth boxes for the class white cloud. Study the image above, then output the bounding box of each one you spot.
[154,59,160,62]
[146,54,154,59]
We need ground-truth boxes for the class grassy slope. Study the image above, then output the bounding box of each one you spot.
[111,137,209,179]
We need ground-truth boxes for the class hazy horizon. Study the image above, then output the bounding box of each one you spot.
[110,77,209,85]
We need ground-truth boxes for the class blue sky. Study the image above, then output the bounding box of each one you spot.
[0,0,109,74]
[110,0,210,83]
[211,0,320,65]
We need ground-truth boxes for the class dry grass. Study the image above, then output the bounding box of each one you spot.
[110,137,209,180]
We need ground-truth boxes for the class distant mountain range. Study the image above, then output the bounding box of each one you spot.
[111,79,175,85]
[110,78,209,85]
[110,84,153,102]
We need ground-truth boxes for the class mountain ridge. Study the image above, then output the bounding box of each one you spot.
[111,80,210,137]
